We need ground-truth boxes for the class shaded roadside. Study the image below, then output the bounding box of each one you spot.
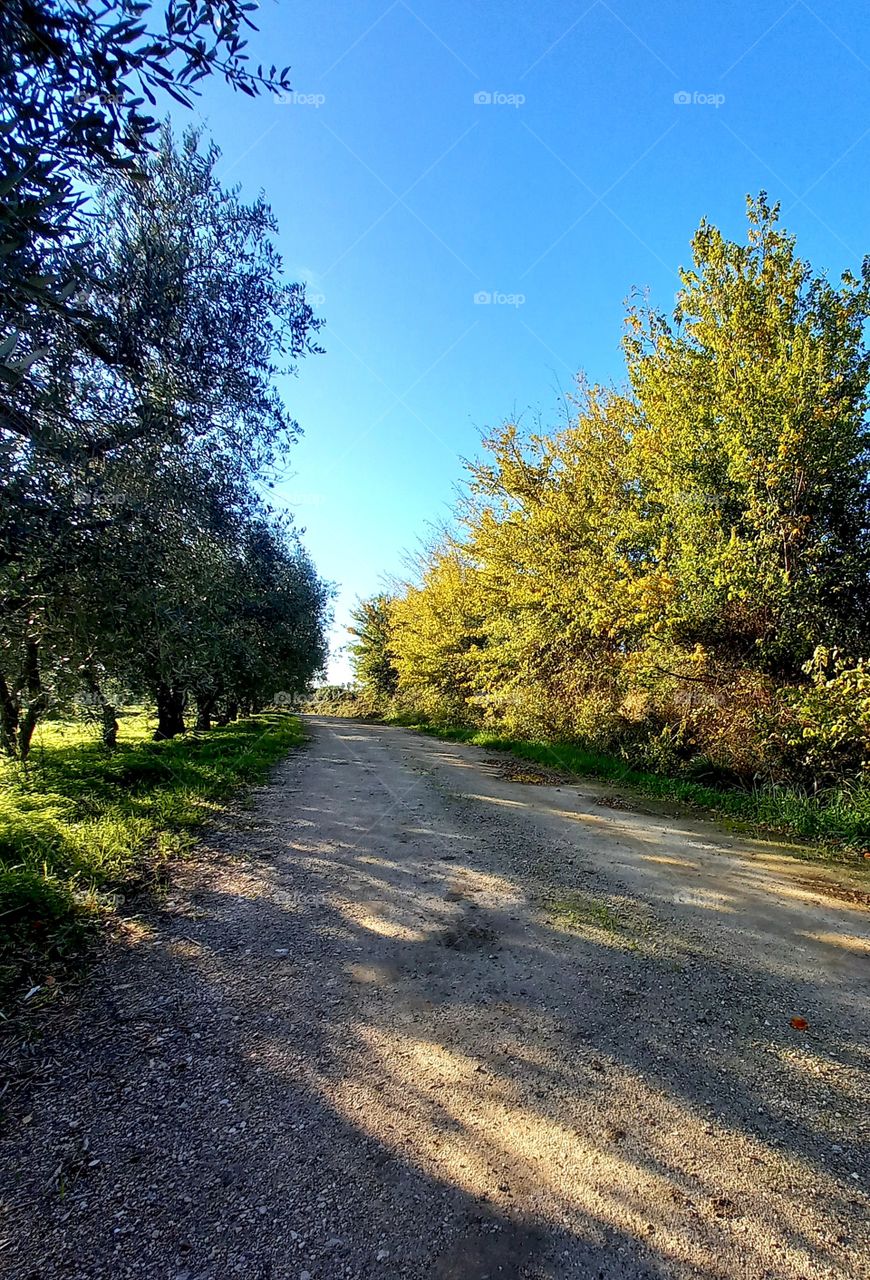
[1,716,867,1279]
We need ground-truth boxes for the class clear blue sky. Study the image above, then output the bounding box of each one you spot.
[180,0,870,680]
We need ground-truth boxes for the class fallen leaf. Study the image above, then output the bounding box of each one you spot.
[789,1016,809,1031]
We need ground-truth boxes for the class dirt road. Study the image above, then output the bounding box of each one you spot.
[2,715,869,1279]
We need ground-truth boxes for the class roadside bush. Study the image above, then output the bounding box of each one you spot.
[782,648,870,784]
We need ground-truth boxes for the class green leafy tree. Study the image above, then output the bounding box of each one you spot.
[0,127,326,752]
[390,549,489,724]
[348,595,399,702]
[624,193,870,672]
[0,0,293,327]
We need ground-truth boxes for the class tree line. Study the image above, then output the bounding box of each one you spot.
[1,3,330,757]
[351,198,870,789]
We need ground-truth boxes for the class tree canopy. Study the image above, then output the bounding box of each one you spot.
[353,197,870,786]
[1,0,293,325]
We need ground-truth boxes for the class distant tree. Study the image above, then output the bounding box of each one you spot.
[349,595,399,702]
[390,552,488,724]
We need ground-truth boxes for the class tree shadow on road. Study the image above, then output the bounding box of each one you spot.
[2,718,868,1279]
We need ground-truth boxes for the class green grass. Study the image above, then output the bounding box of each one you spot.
[386,717,870,865]
[0,710,305,1005]
[548,891,625,934]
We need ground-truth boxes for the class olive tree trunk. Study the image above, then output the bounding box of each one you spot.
[154,683,186,739]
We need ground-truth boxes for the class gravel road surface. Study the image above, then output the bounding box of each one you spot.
[2,715,868,1279]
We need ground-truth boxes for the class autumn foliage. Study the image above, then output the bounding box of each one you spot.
[353,197,870,790]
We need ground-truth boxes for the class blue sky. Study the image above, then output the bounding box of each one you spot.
[181,0,870,679]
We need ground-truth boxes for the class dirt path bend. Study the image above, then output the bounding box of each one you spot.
[2,716,869,1280]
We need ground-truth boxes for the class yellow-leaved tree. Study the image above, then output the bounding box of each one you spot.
[356,196,870,784]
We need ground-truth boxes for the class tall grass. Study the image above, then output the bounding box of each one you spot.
[0,710,305,1002]
[388,718,870,863]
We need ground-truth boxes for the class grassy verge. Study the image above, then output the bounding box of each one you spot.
[386,717,870,866]
[0,710,305,1008]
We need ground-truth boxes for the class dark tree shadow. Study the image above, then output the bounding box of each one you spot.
[1,716,867,1280]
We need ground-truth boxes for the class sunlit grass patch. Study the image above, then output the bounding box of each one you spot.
[548,892,624,934]
[0,711,305,1006]
[543,889,692,970]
